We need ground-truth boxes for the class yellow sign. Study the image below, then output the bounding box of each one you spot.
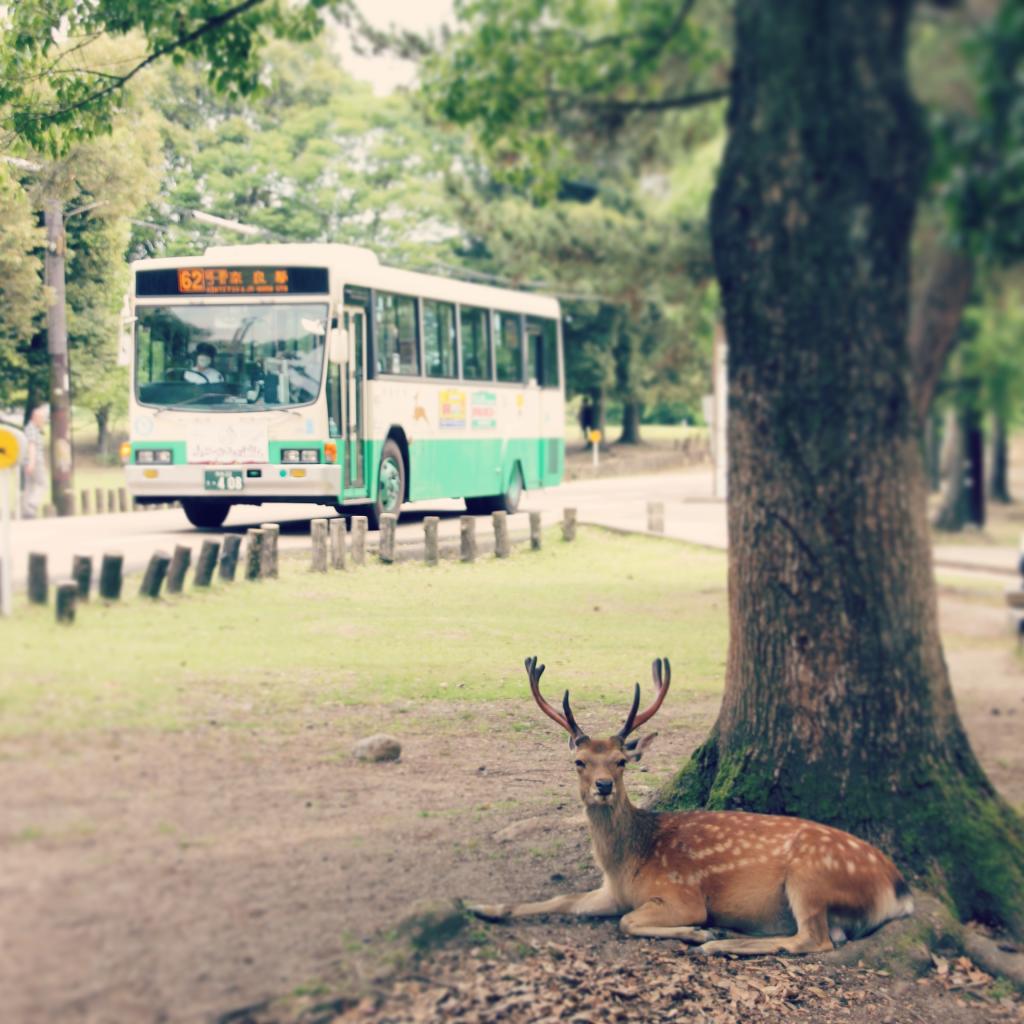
[0,427,21,470]
[588,429,602,444]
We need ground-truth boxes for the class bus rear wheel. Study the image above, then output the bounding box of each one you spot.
[368,439,405,529]
[466,466,523,516]
[182,500,231,529]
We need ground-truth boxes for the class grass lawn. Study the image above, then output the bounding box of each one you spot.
[0,528,729,737]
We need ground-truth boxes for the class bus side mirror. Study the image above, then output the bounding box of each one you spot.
[330,329,349,364]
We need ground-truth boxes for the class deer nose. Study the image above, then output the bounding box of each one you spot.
[595,779,613,796]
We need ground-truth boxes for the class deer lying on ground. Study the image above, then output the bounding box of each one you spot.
[469,657,914,955]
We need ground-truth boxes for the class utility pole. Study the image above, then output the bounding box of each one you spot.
[44,196,74,516]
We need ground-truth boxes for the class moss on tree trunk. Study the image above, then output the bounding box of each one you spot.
[660,0,1024,936]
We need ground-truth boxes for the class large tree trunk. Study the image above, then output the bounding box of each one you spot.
[95,404,111,460]
[662,0,1024,934]
[934,407,969,530]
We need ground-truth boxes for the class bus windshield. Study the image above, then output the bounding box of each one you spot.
[134,303,328,410]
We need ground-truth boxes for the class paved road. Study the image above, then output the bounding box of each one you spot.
[3,468,720,589]
[4,466,1019,588]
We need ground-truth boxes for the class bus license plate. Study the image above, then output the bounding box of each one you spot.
[204,470,244,492]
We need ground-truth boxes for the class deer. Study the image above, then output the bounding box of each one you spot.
[468,656,914,955]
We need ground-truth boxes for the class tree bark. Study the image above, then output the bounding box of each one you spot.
[618,400,643,445]
[662,0,1024,936]
[44,197,74,517]
[989,414,1011,504]
[934,406,969,531]
[95,404,111,459]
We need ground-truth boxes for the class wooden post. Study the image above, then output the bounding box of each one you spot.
[139,552,170,598]
[245,529,264,580]
[166,545,191,594]
[379,513,397,564]
[460,515,477,563]
[27,552,47,604]
[71,554,92,600]
[330,518,347,570]
[118,488,128,513]
[219,534,241,581]
[80,490,90,515]
[194,540,220,587]
[55,582,76,623]
[562,508,577,542]
[529,511,542,551]
[424,516,439,565]
[94,488,103,516]
[647,501,665,534]
[492,511,510,558]
[311,519,328,572]
[99,554,123,600]
[350,516,367,566]
[259,523,280,578]
[107,489,116,514]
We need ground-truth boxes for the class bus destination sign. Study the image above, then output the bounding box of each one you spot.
[135,266,329,297]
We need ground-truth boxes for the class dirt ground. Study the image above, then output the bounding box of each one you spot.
[1,574,1023,1024]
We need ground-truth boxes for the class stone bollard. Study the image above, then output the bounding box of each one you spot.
[99,554,123,601]
[219,534,242,581]
[311,519,328,572]
[194,540,220,587]
[118,488,128,513]
[107,489,117,514]
[492,511,510,558]
[379,513,397,564]
[529,511,542,551]
[94,488,104,516]
[140,552,170,598]
[55,583,77,624]
[166,545,192,594]
[460,515,477,563]
[350,516,367,566]
[260,523,280,578]
[245,529,264,580]
[647,501,665,534]
[562,508,577,542]
[330,518,347,570]
[72,555,92,600]
[28,552,48,604]
[424,516,439,566]
[80,490,91,516]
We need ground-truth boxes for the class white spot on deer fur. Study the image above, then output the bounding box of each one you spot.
[846,838,859,849]
[668,871,682,884]
[846,860,856,874]
[823,854,836,870]
[660,855,667,867]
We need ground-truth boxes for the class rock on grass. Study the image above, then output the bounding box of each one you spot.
[353,734,402,762]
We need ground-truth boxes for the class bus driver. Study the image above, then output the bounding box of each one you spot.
[183,342,225,385]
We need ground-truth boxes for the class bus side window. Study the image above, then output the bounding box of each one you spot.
[494,311,522,383]
[376,292,419,375]
[529,317,560,388]
[460,305,491,381]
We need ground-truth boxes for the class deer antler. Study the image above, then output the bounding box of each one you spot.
[616,657,671,740]
[525,656,588,745]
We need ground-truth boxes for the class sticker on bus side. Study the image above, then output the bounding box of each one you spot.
[439,389,467,429]
[471,390,496,430]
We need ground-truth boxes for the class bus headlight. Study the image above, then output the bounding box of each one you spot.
[281,448,320,464]
[135,449,173,464]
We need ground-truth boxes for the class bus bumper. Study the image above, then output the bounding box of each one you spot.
[125,464,342,500]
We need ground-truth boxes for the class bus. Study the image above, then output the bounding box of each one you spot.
[122,244,565,528]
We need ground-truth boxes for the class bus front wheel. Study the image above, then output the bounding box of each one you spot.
[369,439,405,529]
[182,500,231,529]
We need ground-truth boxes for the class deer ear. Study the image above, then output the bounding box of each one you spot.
[624,732,658,761]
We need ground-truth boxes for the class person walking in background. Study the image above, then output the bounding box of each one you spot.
[20,404,49,518]
[579,396,594,443]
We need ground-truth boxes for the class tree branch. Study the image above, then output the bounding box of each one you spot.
[16,0,267,125]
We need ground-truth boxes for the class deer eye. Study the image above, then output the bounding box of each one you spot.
[574,760,585,770]
[616,759,627,768]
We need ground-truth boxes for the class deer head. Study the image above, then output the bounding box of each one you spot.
[524,656,670,809]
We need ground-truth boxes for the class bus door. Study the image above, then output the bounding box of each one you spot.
[343,307,367,493]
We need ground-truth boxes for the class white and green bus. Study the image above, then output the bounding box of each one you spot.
[123,244,565,528]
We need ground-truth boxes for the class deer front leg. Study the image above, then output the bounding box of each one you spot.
[469,883,623,922]
[619,894,718,944]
